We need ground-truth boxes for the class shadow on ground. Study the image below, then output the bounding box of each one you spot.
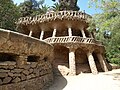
[48,68,67,90]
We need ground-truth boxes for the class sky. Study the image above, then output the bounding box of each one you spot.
[13,0,102,15]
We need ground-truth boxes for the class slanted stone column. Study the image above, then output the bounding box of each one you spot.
[81,29,86,38]
[40,30,44,40]
[16,55,27,66]
[68,27,72,37]
[29,30,32,37]
[97,53,108,72]
[87,52,98,74]
[52,28,57,37]
[69,48,76,75]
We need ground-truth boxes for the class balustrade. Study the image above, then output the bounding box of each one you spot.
[17,11,91,25]
[44,36,97,44]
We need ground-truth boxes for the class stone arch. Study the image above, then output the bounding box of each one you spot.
[53,45,69,76]
[75,48,91,75]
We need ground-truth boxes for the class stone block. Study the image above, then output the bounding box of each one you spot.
[0,73,8,78]
[8,72,14,77]
[8,65,16,69]
[21,74,27,81]
[33,69,39,77]
[12,77,21,83]
[19,65,30,70]
[27,75,32,80]
[13,74,21,77]
[0,79,2,85]
[3,77,12,84]
[11,69,23,73]
[23,70,30,75]
[30,62,37,68]
[0,69,10,73]
[0,65,8,69]
[29,68,33,74]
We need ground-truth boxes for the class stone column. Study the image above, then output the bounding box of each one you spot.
[81,29,86,38]
[87,52,98,74]
[97,53,108,72]
[68,27,72,37]
[40,30,44,40]
[29,30,32,37]
[16,55,27,66]
[69,48,76,75]
[52,28,57,37]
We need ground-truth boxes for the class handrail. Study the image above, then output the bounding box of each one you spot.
[17,11,91,25]
[44,36,99,44]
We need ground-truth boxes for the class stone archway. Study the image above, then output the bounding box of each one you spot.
[75,48,91,75]
[53,45,69,76]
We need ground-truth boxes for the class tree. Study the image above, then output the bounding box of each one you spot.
[52,3,60,11]
[88,0,120,65]
[19,0,49,16]
[0,0,20,30]
[52,0,79,11]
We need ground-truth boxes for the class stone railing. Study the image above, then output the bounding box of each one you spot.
[44,36,98,44]
[17,11,91,25]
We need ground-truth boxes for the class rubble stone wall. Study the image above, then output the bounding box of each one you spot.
[0,29,53,90]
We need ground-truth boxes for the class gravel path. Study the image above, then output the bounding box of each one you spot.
[48,69,120,90]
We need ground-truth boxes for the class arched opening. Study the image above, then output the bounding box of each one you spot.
[53,45,69,76]
[92,52,103,72]
[75,48,91,75]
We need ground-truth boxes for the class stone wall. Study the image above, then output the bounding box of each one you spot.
[0,61,53,90]
[0,29,54,90]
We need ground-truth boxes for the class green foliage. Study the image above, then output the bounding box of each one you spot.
[19,0,49,16]
[52,3,60,11]
[88,0,120,65]
[0,0,20,30]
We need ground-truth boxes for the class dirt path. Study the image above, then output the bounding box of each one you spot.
[48,69,120,90]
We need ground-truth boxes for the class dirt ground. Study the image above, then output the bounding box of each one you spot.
[48,69,120,90]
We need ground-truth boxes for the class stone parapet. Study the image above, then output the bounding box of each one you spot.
[0,29,53,58]
[0,28,54,90]
[16,11,91,26]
